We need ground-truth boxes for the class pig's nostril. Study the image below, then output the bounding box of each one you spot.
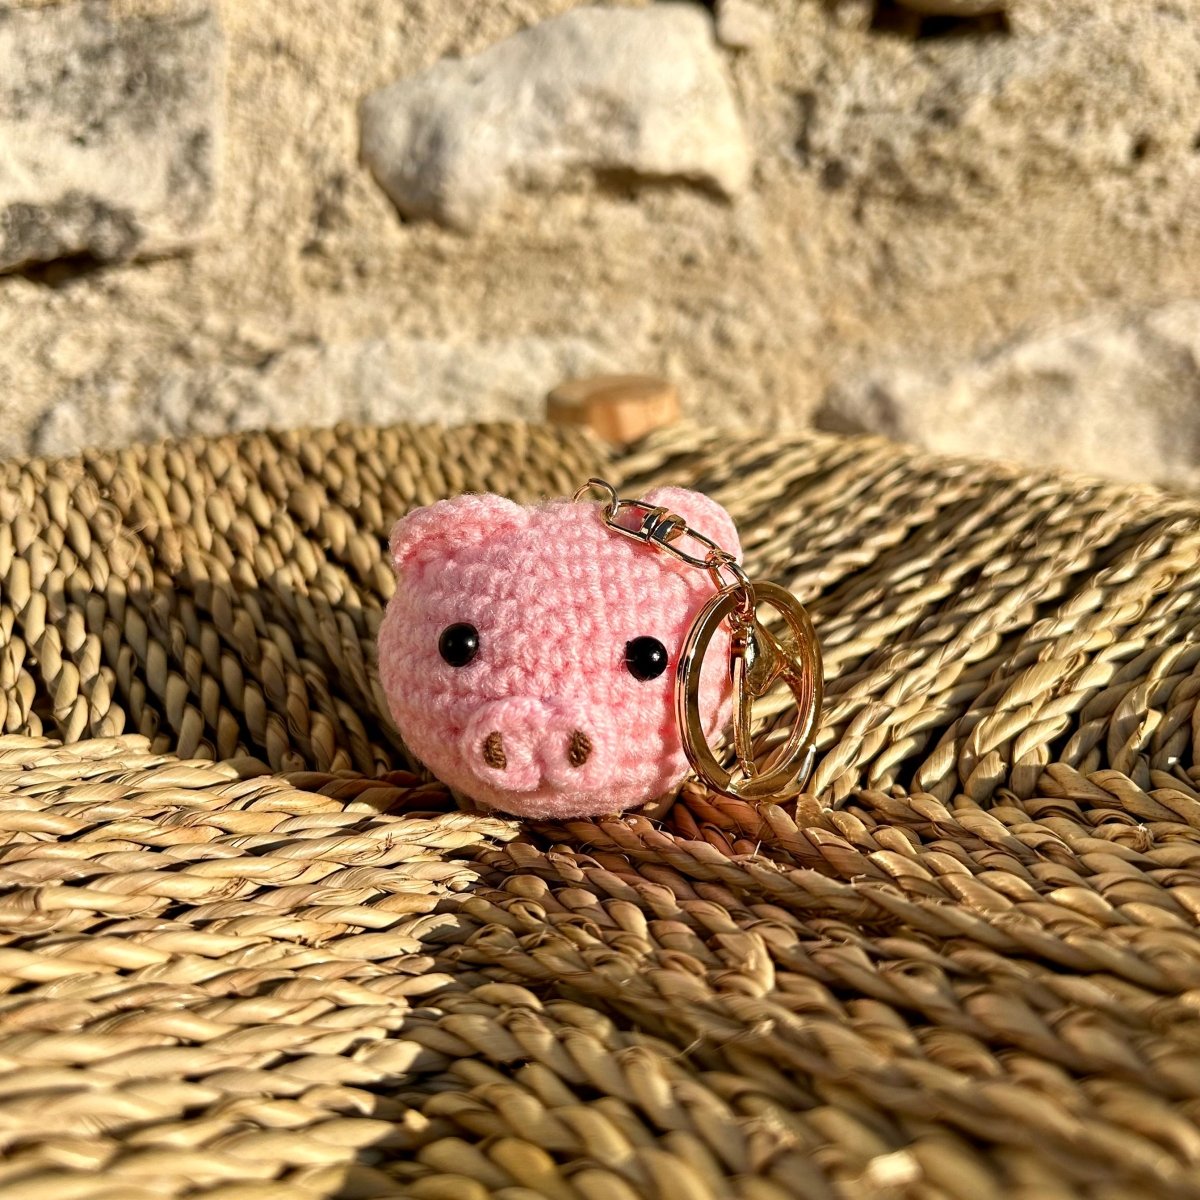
[482,732,507,770]
[568,730,592,768]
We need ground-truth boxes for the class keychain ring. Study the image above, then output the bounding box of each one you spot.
[675,581,823,800]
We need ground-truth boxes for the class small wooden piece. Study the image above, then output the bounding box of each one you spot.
[546,374,681,444]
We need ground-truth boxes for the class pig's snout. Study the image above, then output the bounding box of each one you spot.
[465,698,599,792]
[479,727,592,771]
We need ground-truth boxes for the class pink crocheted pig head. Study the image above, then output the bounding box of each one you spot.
[378,488,741,819]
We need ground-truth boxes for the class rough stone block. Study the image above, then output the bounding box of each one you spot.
[818,302,1200,491]
[360,5,751,231]
[0,0,223,273]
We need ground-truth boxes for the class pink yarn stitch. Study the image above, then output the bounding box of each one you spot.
[378,487,741,819]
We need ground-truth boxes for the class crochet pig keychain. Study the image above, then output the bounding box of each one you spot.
[378,478,822,819]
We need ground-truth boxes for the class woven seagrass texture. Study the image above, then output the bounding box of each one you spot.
[2,420,1200,1199]
[0,422,610,773]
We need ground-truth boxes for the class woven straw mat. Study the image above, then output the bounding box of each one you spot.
[2,419,1200,1200]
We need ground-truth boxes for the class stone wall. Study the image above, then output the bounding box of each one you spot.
[1,0,1198,488]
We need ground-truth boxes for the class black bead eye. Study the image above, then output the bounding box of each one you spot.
[624,636,669,681]
[439,623,480,667]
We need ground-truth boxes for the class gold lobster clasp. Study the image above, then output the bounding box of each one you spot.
[574,478,728,569]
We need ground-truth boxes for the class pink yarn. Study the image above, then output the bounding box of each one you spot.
[378,487,741,819]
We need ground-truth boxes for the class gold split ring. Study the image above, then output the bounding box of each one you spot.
[675,581,822,800]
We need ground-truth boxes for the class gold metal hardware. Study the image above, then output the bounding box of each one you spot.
[575,478,823,801]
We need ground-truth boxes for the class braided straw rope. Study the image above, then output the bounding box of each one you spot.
[1,420,1199,1198]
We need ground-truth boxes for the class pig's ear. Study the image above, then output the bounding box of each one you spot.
[388,493,527,574]
[643,487,741,563]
